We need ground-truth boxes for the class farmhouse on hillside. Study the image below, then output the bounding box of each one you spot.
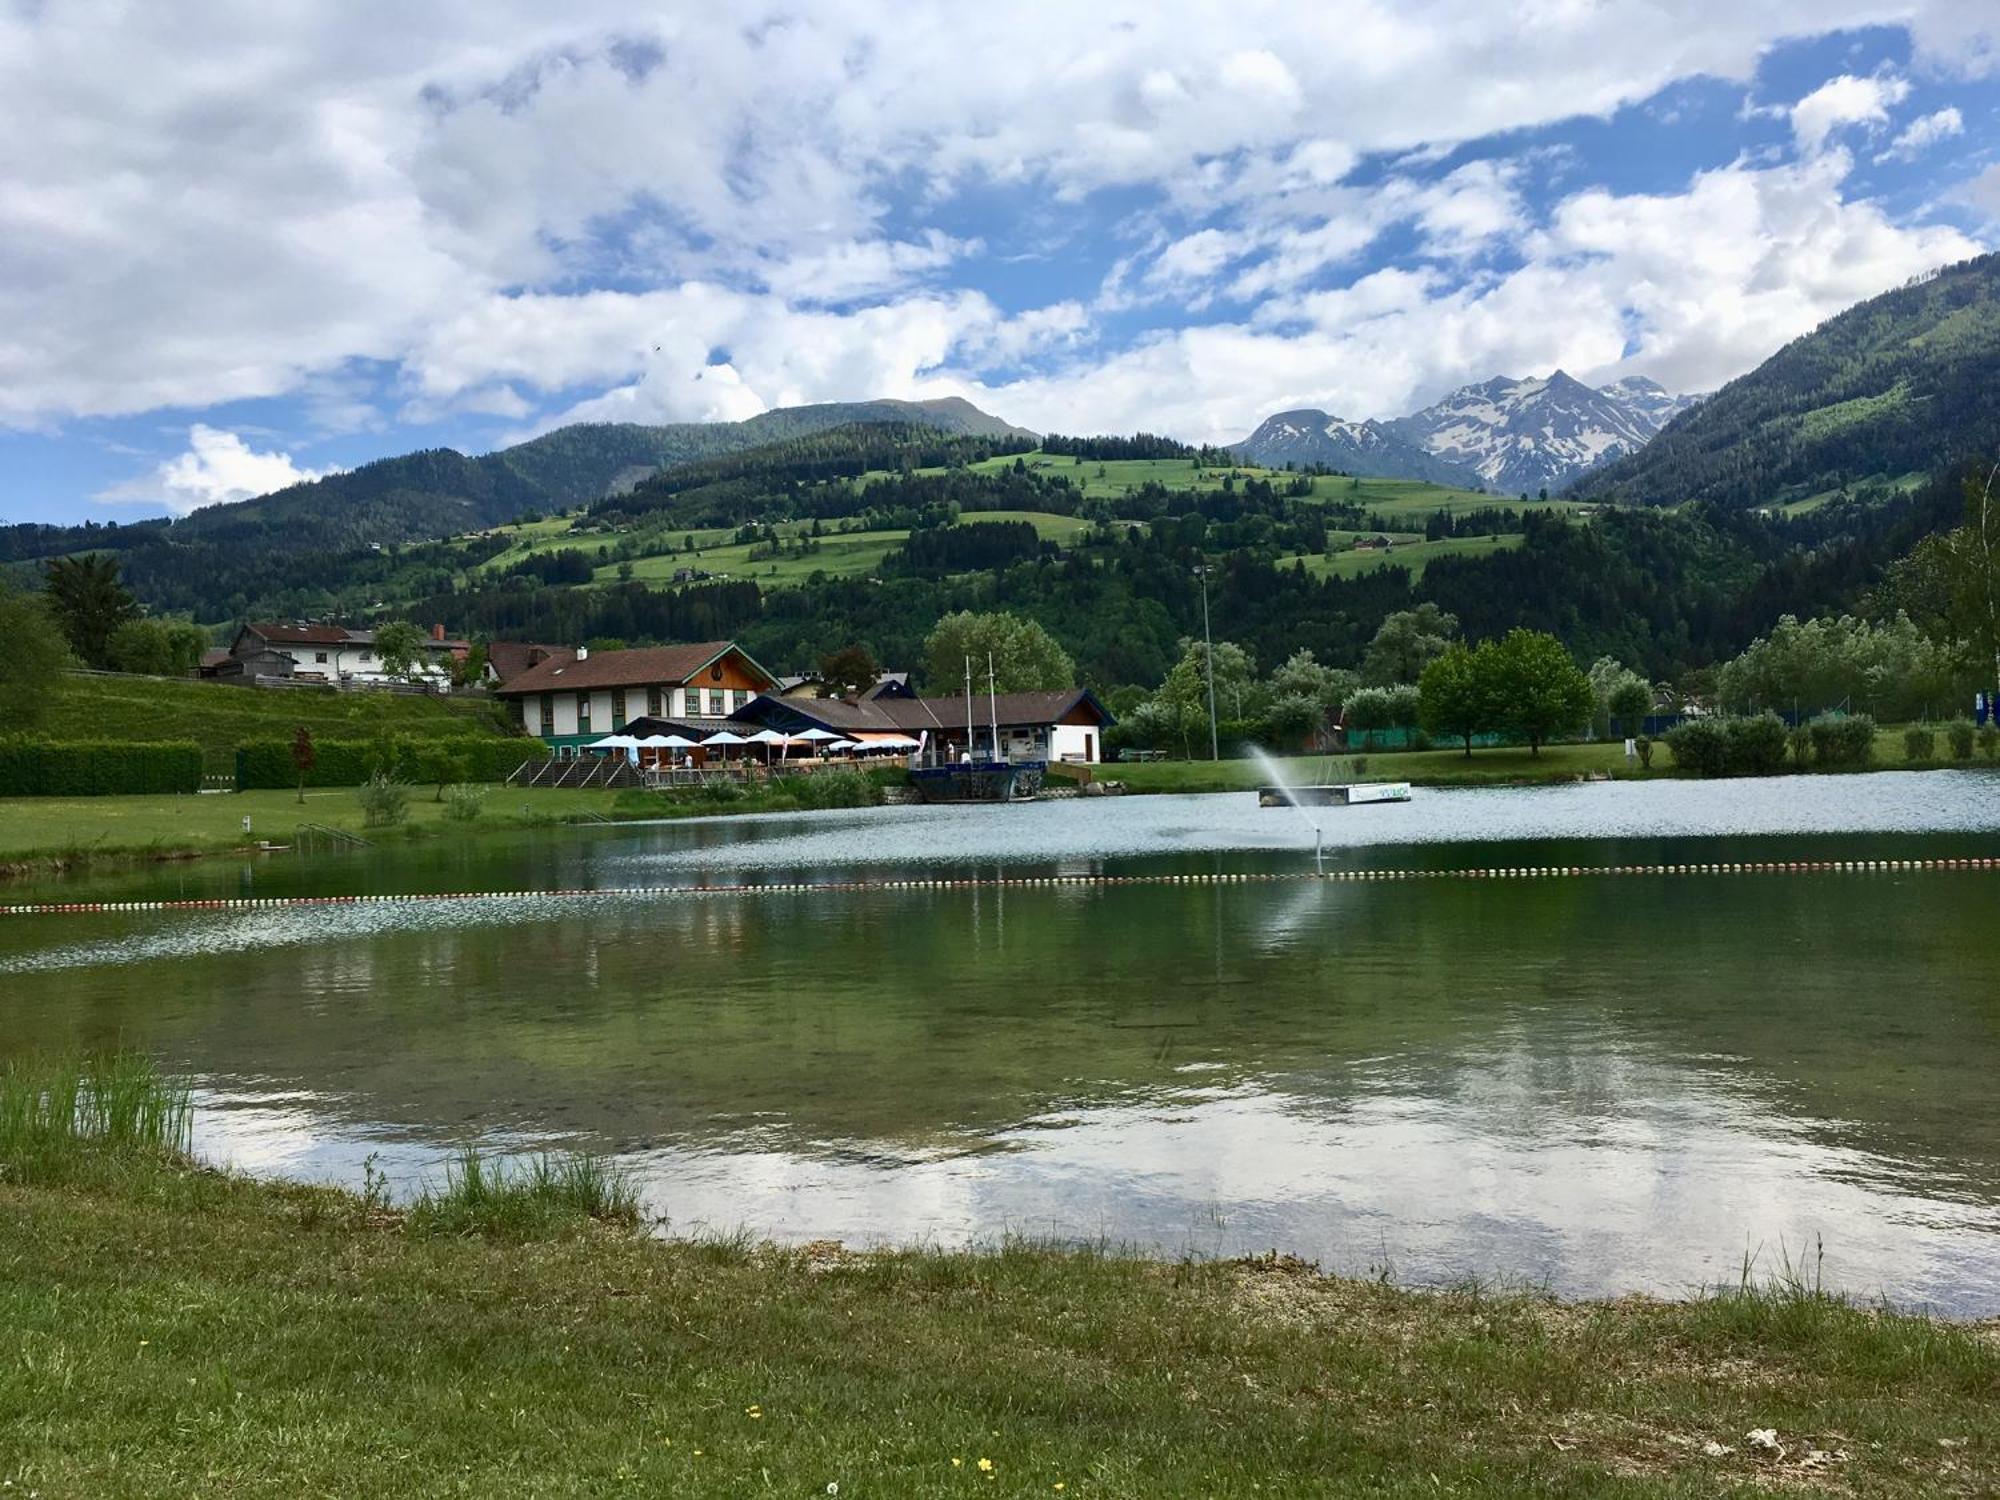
[206,622,469,688]
[496,640,781,753]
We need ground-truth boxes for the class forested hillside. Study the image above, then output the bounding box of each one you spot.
[1573,253,2000,510]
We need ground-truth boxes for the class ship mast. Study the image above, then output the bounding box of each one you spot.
[987,653,1001,761]
[964,656,975,762]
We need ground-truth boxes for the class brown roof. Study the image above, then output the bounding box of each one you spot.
[486,641,575,685]
[246,622,352,646]
[242,622,470,651]
[496,641,777,696]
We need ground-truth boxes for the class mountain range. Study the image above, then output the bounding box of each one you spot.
[1231,372,1702,495]
[1572,252,2000,510]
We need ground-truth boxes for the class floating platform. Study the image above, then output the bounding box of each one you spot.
[1259,781,1411,808]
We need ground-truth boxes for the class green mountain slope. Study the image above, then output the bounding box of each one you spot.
[1572,253,2000,509]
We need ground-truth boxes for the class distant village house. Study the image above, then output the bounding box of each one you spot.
[205,622,469,689]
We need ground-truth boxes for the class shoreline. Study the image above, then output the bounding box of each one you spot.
[7,1137,1997,1496]
[2,749,1990,883]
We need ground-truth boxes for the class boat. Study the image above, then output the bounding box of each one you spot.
[911,760,1047,803]
[1258,781,1411,808]
[910,655,1047,804]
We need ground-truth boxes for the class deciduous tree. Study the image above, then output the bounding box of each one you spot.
[1486,629,1593,757]
[921,611,1074,694]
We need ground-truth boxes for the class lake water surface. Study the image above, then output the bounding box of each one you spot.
[5,772,1999,1313]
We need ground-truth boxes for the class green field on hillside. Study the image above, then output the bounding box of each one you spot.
[38,674,514,775]
[1278,532,1524,579]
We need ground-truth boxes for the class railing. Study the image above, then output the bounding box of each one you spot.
[294,823,372,853]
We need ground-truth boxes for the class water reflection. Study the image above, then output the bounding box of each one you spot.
[1,779,1998,1313]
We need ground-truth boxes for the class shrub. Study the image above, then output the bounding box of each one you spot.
[1634,735,1653,769]
[1944,719,1977,760]
[1664,718,1730,777]
[356,770,409,828]
[1982,724,2000,762]
[441,784,486,822]
[1787,723,1813,769]
[1903,725,1938,762]
[1807,713,1876,769]
[780,768,880,811]
[235,735,545,791]
[0,739,202,796]
[406,1147,639,1238]
[1723,713,1789,776]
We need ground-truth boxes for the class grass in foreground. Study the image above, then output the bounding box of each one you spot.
[0,1059,1995,1496]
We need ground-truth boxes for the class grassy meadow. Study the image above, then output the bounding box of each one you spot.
[1,1056,1995,1497]
[1277,532,1524,580]
[39,672,514,774]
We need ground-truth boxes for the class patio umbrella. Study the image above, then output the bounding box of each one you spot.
[746,727,791,764]
[585,734,637,750]
[793,727,842,741]
[702,731,749,745]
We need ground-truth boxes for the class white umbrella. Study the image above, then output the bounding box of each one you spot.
[793,727,842,741]
[586,734,638,750]
[702,731,749,745]
[656,734,699,749]
[634,735,678,748]
[745,729,790,744]
[821,738,856,753]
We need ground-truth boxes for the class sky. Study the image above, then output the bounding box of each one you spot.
[3,3,1999,527]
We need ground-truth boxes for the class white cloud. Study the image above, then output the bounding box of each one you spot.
[1959,164,2000,223]
[99,425,340,515]
[1876,107,1965,162]
[968,152,1984,443]
[0,0,1992,462]
[1789,73,1911,155]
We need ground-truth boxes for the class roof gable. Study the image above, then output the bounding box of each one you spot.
[496,640,779,696]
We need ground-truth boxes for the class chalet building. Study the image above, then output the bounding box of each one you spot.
[497,640,781,753]
[208,622,468,687]
[732,687,1114,766]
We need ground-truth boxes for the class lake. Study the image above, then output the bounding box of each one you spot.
[5,772,2000,1314]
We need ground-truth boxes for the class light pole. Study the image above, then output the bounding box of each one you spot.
[1195,562,1219,762]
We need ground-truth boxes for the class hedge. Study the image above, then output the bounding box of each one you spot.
[234,735,549,791]
[0,740,204,797]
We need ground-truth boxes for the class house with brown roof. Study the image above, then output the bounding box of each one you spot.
[215,622,469,687]
[495,640,780,752]
[731,686,1113,765]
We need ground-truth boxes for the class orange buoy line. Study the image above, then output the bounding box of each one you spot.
[1,856,1995,918]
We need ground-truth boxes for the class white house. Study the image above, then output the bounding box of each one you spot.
[218,622,469,687]
[495,640,782,753]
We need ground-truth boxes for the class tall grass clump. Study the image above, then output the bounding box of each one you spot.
[0,1053,192,1185]
[406,1147,640,1238]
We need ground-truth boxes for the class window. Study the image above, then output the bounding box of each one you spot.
[647,686,663,717]
[540,693,554,733]
[612,699,626,729]
[314,652,328,664]
[577,693,592,731]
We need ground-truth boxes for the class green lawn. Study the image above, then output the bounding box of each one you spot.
[0,785,627,868]
[1276,532,1523,580]
[39,673,513,775]
[3,1129,1994,1497]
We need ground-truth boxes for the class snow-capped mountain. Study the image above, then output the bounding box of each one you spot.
[1227,410,1487,488]
[1393,372,1702,494]
[1232,373,1702,494]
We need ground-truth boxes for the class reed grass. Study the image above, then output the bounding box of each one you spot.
[0,1052,191,1185]
[405,1145,641,1238]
